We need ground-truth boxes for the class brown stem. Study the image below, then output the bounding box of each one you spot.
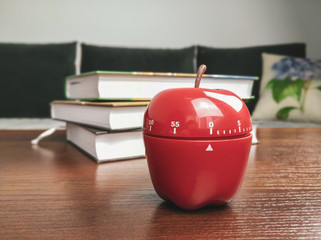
[194,64,207,88]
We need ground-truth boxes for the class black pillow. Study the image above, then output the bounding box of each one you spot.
[81,44,196,73]
[197,43,306,113]
[0,42,76,117]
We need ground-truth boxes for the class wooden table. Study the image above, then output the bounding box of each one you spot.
[1,128,321,239]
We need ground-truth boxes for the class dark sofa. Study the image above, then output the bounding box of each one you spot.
[0,42,306,117]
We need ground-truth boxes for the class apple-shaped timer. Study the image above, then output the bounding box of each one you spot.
[143,65,252,210]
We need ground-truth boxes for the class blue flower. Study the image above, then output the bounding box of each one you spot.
[272,57,321,80]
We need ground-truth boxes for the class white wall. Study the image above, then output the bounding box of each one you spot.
[1,0,321,58]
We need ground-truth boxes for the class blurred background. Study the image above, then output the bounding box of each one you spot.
[1,0,320,58]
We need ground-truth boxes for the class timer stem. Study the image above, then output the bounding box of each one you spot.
[194,64,207,88]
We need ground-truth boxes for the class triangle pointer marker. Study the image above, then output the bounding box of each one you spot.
[206,144,213,151]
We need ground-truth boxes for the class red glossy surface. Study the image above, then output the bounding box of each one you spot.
[144,134,252,210]
[143,88,252,139]
[143,88,253,210]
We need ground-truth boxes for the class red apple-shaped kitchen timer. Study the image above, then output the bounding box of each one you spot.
[143,64,252,210]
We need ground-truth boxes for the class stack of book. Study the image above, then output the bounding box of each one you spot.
[51,71,257,163]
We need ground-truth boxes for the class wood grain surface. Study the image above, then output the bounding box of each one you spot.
[0,128,321,239]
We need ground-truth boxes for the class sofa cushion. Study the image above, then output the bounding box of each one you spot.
[197,43,306,113]
[0,42,76,117]
[81,44,196,73]
[252,53,321,122]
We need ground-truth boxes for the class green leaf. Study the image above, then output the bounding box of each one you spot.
[317,86,321,91]
[276,106,298,120]
[269,77,305,103]
[266,79,277,89]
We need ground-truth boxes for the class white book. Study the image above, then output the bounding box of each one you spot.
[65,71,258,100]
[66,123,145,163]
[51,100,149,131]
